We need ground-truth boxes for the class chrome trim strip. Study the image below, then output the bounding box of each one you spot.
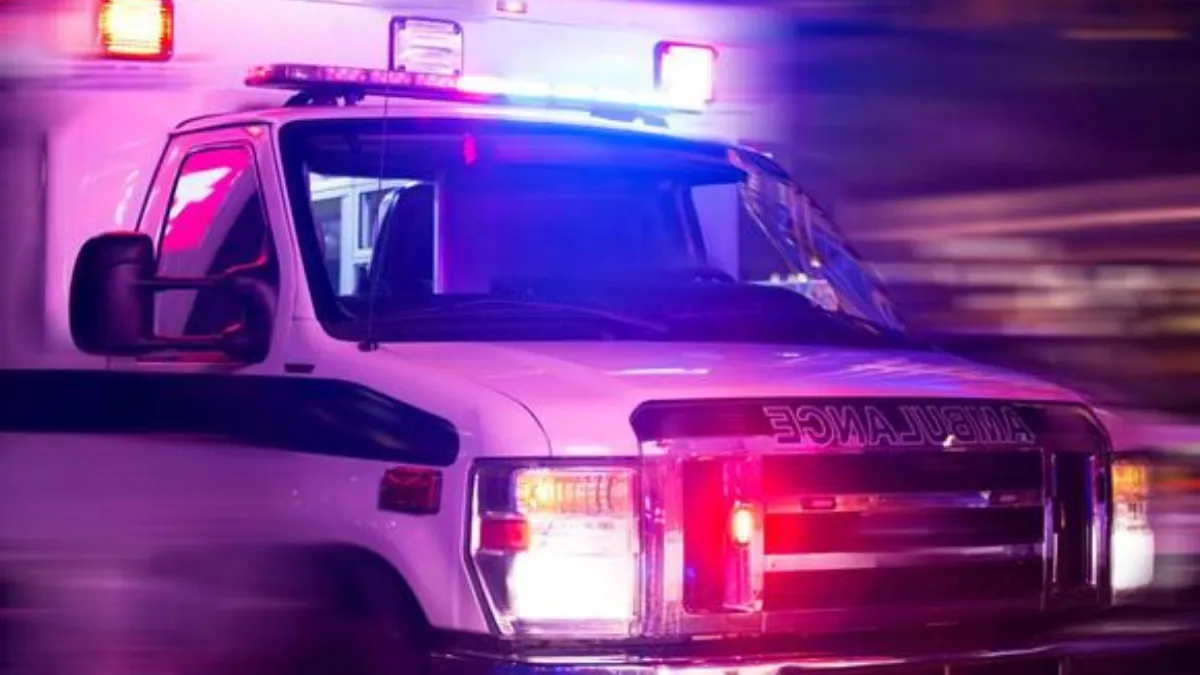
[1093,451,1113,597]
[637,453,674,636]
[767,489,1043,514]
[432,619,1200,673]
[723,455,765,613]
[1046,450,1107,605]
[647,434,1051,456]
[1088,453,1100,587]
[1042,448,1055,609]
[765,543,1043,572]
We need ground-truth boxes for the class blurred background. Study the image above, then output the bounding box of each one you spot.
[759,0,1200,603]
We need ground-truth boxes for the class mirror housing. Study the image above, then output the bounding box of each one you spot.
[69,231,274,363]
[69,232,156,355]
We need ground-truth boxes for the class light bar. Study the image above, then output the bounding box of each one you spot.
[245,63,706,116]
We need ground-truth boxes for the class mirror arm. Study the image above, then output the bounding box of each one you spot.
[130,274,272,362]
[138,277,225,292]
[136,335,236,352]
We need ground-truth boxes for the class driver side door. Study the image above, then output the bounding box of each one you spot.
[112,125,293,374]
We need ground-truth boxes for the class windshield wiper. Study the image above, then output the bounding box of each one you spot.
[374,298,670,335]
[664,292,925,347]
[651,266,738,284]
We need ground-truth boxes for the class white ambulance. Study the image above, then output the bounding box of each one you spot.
[0,1,1189,674]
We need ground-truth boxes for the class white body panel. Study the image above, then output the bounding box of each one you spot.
[1,328,1085,646]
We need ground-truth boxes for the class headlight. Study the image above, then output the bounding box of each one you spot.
[468,461,640,637]
[1111,458,1155,597]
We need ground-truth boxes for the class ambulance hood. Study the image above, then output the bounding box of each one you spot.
[381,341,1085,455]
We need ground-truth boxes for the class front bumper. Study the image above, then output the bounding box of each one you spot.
[430,613,1200,675]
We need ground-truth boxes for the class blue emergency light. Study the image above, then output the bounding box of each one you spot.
[244,63,706,117]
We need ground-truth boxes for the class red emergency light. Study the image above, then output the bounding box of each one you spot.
[654,41,717,104]
[730,502,755,547]
[97,0,174,61]
[245,63,707,117]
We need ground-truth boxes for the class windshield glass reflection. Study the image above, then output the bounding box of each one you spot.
[281,117,919,349]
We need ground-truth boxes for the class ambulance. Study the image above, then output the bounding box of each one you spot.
[0,1,1192,674]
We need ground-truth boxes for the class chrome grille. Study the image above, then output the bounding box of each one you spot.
[632,397,1112,637]
[756,451,1046,612]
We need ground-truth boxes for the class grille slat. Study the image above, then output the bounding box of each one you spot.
[763,452,1043,495]
[763,561,1044,611]
[756,450,1046,613]
[764,507,1045,554]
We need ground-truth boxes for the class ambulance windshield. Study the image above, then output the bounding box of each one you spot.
[281,117,915,346]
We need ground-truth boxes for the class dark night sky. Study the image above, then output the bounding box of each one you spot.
[774,25,1200,201]
[766,21,1200,367]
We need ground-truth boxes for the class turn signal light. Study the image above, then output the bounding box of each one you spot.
[378,466,442,515]
[470,463,640,636]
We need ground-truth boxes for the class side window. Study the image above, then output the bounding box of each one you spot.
[360,188,391,250]
[156,145,279,339]
[312,195,345,292]
[305,175,423,296]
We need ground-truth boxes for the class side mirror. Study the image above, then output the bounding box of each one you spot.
[69,231,274,363]
[69,232,156,355]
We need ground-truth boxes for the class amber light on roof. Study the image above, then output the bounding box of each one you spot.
[98,0,173,60]
[496,0,528,14]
